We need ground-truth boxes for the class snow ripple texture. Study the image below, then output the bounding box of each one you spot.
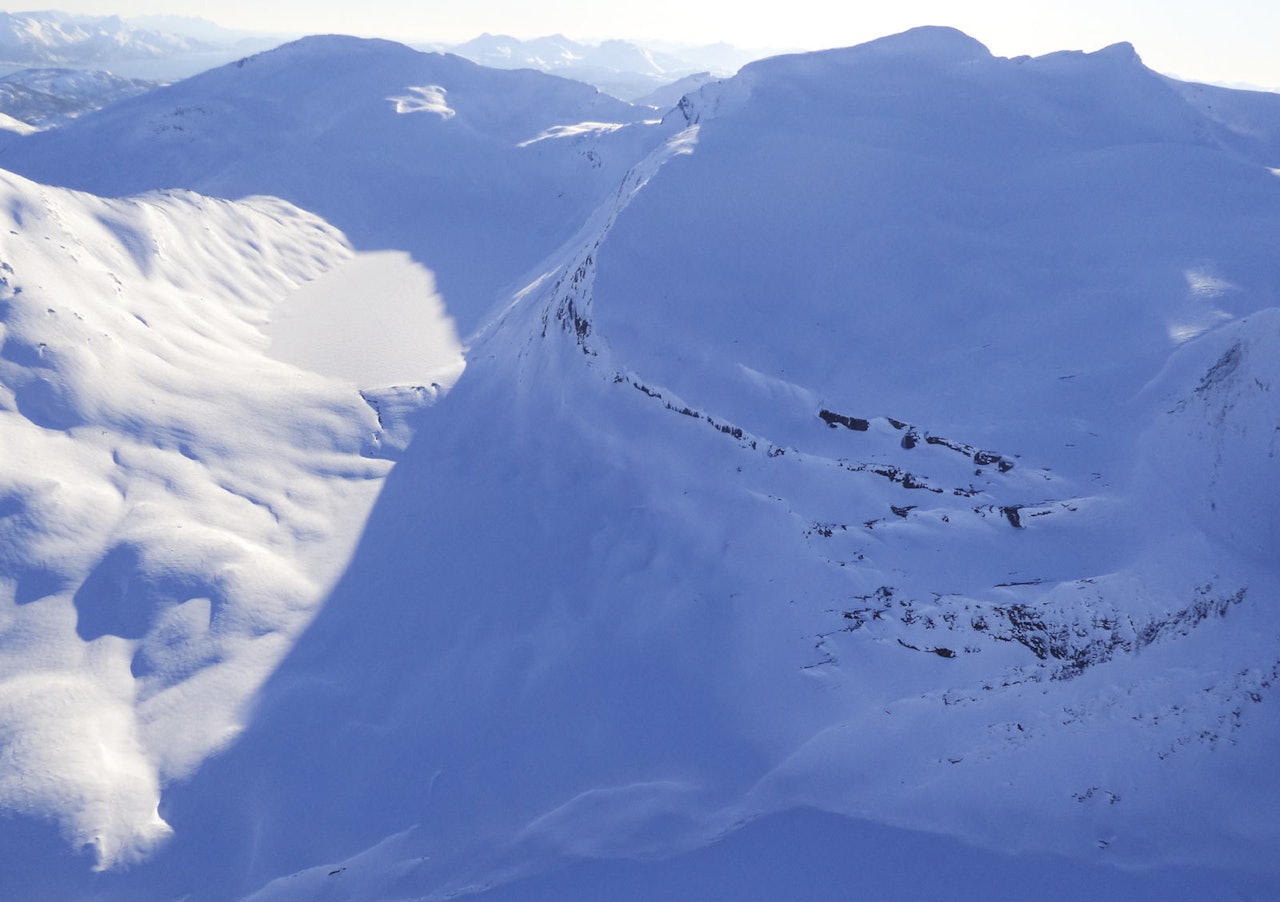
[0,170,387,867]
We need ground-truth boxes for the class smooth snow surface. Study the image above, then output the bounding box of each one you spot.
[2,26,1280,902]
[265,250,464,390]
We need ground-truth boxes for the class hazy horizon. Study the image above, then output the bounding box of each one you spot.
[8,2,1280,90]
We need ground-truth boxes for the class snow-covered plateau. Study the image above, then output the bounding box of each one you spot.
[0,25,1278,901]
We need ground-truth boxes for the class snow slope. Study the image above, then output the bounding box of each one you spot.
[0,109,36,134]
[3,25,1280,902]
[2,35,660,335]
[0,167,464,874]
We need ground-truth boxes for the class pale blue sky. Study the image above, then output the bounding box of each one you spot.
[41,0,1280,87]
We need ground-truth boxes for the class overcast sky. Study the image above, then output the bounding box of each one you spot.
[39,0,1280,88]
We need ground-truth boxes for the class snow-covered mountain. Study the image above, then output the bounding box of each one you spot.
[0,165,446,877]
[0,66,159,127]
[631,70,719,111]
[443,33,753,101]
[3,35,657,334]
[0,10,290,81]
[1,24,1279,901]
[0,10,205,65]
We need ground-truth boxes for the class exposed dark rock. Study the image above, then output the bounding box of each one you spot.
[819,408,870,431]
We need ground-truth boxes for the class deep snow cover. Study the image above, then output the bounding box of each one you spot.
[1,25,1279,901]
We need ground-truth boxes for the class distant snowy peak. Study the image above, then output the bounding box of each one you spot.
[444,32,751,101]
[125,13,287,46]
[450,32,669,76]
[450,32,589,71]
[852,23,993,62]
[0,10,206,65]
[632,71,718,111]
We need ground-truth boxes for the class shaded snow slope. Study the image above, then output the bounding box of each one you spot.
[0,168,454,871]
[1,35,661,335]
[5,25,1280,902]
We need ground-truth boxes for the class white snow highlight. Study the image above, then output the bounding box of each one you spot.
[0,170,396,868]
[388,84,455,119]
[266,250,464,390]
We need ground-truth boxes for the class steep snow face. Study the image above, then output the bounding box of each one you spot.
[2,35,663,335]
[1137,310,1280,561]
[0,169,443,870]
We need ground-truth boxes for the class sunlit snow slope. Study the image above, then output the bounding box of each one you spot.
[3,26,1280,902]
[0,168,463,872]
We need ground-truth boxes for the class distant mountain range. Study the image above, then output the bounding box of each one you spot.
[0,9,209,64]
[0,66,157,126]
[0,10,757,103]
[0,10,290,81]
[439,32,758,100]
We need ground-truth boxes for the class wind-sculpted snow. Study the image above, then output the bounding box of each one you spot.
[0,169,443,870]
[4,25,1280,902]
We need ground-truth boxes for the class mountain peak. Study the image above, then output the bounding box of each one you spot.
[860,25,993,61]
[1096,40,1140,58]
[1091,40,1146,68]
